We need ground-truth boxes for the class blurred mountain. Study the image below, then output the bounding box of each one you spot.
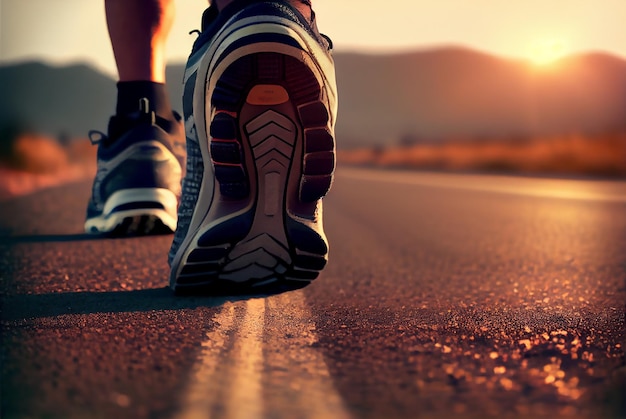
[333,48,626,147]
[1,47,625,149]
[0,62,116,141]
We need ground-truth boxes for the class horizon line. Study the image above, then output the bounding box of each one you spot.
[1,43,624,76]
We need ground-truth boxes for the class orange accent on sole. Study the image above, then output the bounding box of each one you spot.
[246,84,289,105]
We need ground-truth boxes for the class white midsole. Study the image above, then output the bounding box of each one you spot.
[85,188,178,232]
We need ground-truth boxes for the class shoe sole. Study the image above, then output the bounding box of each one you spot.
[85,188,178,236]
[171,51,334,293]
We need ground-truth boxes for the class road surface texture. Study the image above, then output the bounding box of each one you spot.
[1,167,625,419]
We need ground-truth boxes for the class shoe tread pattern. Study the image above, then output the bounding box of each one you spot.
[173,52,334,292]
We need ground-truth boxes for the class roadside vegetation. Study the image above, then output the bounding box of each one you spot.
[338,132,626,178]
[0,128,95,199]
[1,128,624,200]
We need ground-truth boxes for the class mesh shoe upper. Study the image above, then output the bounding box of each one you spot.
[86,99,185,226]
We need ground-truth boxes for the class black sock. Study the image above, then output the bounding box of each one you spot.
[115,81,174,119]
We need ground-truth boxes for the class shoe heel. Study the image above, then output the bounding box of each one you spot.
[172,49,334,291]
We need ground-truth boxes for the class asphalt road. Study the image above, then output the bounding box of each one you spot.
[1,167,625,419]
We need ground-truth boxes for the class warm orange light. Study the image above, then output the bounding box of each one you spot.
[529,39,569,66]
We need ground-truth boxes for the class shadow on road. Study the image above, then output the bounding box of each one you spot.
[1,282,310,321]
[1,287,245,320]
[0,233,105,244]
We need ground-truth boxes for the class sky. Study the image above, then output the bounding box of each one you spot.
[1,0,626,77]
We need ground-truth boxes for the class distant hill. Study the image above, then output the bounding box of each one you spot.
[333,48,626,147]
[2,47,625,149]
[0,62,116,140]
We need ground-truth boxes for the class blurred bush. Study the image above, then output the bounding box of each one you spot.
[338,132,626,177]
[0,123,70,173]
[0,126,97,199]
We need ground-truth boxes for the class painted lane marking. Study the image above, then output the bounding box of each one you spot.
[177,304,236,419]
[265,292,351,419]
[176,292,350,419]
[225,298,265,419]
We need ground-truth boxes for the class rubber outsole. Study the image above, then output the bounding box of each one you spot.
[171,51,334,293]
[108,214,173,237]
[86,212,174,237]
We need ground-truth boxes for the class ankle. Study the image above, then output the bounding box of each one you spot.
[116,81,175,120]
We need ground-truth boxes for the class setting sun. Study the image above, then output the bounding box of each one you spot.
[529,39,569,66]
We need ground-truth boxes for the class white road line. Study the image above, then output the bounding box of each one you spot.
[177,304,236,419]
[175,293,350,419]
[266,292,351,419]
[338,167,626,203]
[225,298,265,419]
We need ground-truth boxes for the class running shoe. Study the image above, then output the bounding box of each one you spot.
[85,98,185,235]
[169,0,337,292]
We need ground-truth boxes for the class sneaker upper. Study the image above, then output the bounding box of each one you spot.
[86,99,185,221]
[192,0,331,55]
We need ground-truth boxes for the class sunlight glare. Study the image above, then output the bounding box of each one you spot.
[529,39,569,66]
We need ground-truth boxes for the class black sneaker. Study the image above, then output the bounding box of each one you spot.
[85,98,185,235]
[169,1,338,292]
